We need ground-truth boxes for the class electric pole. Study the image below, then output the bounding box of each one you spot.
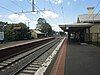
[32,0,35,12]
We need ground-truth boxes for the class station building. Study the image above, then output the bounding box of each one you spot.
[59,7,100,44]
[30,29,45,39]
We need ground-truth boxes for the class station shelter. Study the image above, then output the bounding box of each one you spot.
[59,23,93,43]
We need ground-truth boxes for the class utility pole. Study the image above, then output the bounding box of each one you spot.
[32,0,35,12]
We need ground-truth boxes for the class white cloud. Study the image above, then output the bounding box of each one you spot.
[50,0,63,4]
[8,14,30,23]
[41,10,59,19]
[29,20,37,29]
[8,14,37,29]
[51,24,63,31]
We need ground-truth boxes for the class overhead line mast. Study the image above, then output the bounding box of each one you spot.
[32,0,35,12]
[15,0,35,14]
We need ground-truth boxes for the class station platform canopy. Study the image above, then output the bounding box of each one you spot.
[59,23,93,32]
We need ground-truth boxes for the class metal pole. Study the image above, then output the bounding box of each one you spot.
[97,33,98,46]
[32,0,35,12]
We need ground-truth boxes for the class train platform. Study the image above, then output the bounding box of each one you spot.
[0,40,33,49]
[0,37,53,50]
[49,38,67,75]
[65,43,100,75]
[49,42,100,75]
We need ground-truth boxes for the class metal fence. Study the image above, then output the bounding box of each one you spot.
[86,33,100,47]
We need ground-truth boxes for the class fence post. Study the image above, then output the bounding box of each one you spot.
[97,33,98,46]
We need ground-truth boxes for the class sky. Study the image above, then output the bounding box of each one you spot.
[0,0,100,31]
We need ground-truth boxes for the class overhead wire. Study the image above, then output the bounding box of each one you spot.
[30,0,55,25]
[43,0,56,25]
[10,0,26,10]
[86,0,100,22]
[60,1,65,24]
[0,5,15,13]
[48,0,61,31]
[94,9,100,17]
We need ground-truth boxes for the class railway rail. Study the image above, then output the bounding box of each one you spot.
[0,37,64,75]
[0,37,54,62]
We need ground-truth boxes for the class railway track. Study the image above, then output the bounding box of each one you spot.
[0,37,54,62]
[0,38,63,75]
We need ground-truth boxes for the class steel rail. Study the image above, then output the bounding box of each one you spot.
[0,38,61,75]
[17,38,62,75]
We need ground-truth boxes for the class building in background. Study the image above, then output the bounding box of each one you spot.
[30,29,45,39]
[59,7,100,45]
[77,7,100,43]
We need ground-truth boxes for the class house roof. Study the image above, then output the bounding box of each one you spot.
[31,29,45,34]
[78,14,100,23]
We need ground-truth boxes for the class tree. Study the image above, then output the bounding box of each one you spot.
[59,31,66,36]
[4,22,31,41]
[0,21,31,42]
[4,24,15,41]
[13,22,31,40]
[36,18,46,30]
[36,18,53,36]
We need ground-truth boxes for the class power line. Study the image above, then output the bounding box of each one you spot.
[26,0,53,24]
[94,9,100,17]
[48,0,62,31]
[14,0,35,14]
[26,0,32,5]
[26,0,55,25]
[60,1,65,24]
[26,0,35,12]
[87,0,100,22]
[0,5,15,13]
[10,0,26,10]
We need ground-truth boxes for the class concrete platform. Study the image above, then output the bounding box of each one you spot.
[0,37,53,50]
[49,38,67,75]
[0,40,34,49]
[65,43,100,75]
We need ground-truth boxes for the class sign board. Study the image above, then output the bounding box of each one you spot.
[0,32,4,41]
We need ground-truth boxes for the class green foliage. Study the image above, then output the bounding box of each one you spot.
[0,21,31,42]
[4,24,15,41]
[59,31,66,36]
[36,18,53,36]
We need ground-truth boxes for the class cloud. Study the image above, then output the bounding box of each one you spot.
[51,24,63,31]
[29,20,37,29]
[8,14,30,23]
[41,10,59,19]
[8,14,37,29]
[50,0,63,4]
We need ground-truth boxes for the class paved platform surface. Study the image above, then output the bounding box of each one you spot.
[49,38,67,75]
[65,43,100,75]
[0,40,34,49]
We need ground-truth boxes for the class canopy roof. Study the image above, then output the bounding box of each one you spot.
[59,23,93,32]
